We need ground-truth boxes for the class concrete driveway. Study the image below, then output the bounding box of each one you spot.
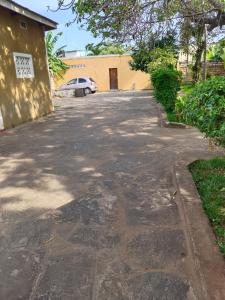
[0,91,224,299]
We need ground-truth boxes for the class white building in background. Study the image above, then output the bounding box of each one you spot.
[178,50,194,64]
[61,50,87,58]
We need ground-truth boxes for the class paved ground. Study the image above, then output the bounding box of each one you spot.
[0,91,224,299]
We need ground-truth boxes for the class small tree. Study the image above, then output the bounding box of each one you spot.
[151,68,182,113]
[147,48,177,74]
[130,33,177,73]
[45,32,68,79]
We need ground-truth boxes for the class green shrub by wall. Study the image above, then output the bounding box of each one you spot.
[151,68,182,113]
[177,76,225,146]
[147,48,177,74]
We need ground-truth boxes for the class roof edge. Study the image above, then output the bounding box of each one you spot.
[63,54,132,60]
[0,0,57,30]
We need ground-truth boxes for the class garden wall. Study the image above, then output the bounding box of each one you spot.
[178,62,225,81]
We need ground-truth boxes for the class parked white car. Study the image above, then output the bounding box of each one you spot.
[60,77,97,94]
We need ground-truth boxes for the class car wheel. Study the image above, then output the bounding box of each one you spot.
[84,88,91,95]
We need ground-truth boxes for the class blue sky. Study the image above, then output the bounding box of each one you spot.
[16,0,100,50]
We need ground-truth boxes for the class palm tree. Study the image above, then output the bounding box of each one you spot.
[45,32,68,91]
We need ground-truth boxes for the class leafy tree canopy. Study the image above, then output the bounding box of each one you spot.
[85,43,128,56]
[55,0,225,81]
[207,40,225,61]
[56,0,225,43]
[147,48,177,74]
[130,32,177,72]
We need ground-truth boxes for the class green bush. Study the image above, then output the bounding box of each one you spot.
[147,48,177,74]
[151,67,182,112]
[175,95,186,120]
[177,77,225,146]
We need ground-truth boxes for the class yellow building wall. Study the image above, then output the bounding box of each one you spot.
[56,55,152,92]
[0,6,53,129]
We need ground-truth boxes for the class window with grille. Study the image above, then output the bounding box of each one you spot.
[70,64,86,69]
[13,52,34,78]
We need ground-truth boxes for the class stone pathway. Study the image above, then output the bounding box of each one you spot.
[0,91,224,299]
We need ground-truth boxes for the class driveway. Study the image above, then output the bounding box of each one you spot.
[0,91,224,299]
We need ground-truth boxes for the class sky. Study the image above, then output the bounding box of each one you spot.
[16,0,100,51]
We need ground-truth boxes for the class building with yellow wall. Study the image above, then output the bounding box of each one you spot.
[0,0,57,129]
[56,54,151,92]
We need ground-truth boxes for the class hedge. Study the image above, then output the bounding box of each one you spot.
[151,67,182,113]
[176,76,225,146]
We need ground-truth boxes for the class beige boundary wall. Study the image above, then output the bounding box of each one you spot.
[178,61,225,82]
[56,54,152,92]
[0,5,55,129]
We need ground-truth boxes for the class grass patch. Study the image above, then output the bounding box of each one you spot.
[189,157,225,256]
[181,82,195,95]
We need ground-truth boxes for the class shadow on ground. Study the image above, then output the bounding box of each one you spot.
[0,91,222,299]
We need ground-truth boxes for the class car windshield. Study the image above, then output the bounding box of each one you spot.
[68,79,76,85]
[89,78,95,82]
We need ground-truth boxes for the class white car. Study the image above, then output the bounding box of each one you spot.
[60,77,97,94]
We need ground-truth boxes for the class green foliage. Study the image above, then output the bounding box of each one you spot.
[189,157,225,256]
[166,111,179,122]
[151,68,182,113]
[176,83,195,120]
[180,82,195,95]
[85,43,102,56]
[130,44,153,73]
[67,1,224,45]
[207,40,225,62]
[85,43,127,56]
[45,32,68,79]
[130,33,177,73]
[147,48,177,74]
[207,44,223,62]
[175,95,186,120]
[206,40,225,70]
[177,77,225,146]
[220,49,225,68]
[58,0,225,83]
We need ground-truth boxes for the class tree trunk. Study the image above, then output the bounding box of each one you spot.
[202,24,208,81]
[192,40,205,82]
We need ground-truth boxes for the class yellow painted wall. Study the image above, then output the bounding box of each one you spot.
[0,6,53,129]
[56,55,151,92]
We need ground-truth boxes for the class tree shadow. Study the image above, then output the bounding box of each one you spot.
[0,90,223,299]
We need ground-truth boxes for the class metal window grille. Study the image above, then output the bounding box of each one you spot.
[13,52,34,78]
[70,64,86,69]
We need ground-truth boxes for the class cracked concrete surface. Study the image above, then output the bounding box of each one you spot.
[0,91,224,299]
